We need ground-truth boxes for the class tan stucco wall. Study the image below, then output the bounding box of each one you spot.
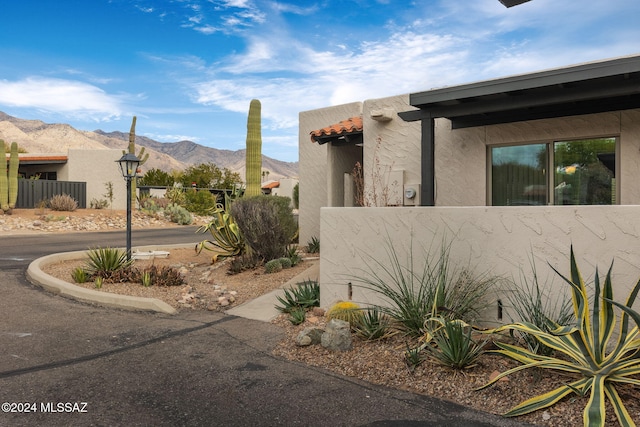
[320,205,640,325]
[63,149,129,210]
[299,102,362,246]
[361,95,421,206]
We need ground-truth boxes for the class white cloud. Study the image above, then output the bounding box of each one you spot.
[143,132,201,143]
[0,77,125,121]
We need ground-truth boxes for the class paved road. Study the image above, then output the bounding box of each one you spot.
[0,226,202,270]
[0,229,529,426]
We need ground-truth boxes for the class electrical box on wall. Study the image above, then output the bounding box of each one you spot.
[403,184,420,206]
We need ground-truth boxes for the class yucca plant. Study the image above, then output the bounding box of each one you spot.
[353,307,395,340]
[478,246,640,427]
[196,199,245,263]
[85,247,134,279]
[422,318,488,369]
[351,237,497,337]
[506,253,574,356]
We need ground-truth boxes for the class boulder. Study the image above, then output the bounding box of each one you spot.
[321,319,352,351]
[296,327,324,346]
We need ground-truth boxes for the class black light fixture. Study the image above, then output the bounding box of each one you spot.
[116,153,141,261]
[499,0,531,7]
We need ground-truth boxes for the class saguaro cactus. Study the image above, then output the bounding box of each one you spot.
[123,116,149,207]
[1,140,19,213]
[8,142,19,209]
[244,99,262,197]
[0,140,7,212]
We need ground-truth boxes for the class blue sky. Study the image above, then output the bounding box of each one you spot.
[0,0,638,163]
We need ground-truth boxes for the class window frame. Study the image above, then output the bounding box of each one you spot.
[487,136,619,206]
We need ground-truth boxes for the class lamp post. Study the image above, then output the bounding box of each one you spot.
[116,153,141,261]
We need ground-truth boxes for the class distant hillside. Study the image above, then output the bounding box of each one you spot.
[95,130,299,180]
[0,112,298,180]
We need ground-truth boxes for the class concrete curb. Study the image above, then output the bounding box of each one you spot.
[26,244,196,315]
[27,247,320,320]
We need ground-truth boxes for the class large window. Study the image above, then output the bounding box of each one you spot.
[491,137,616,206]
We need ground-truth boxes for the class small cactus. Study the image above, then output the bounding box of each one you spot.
[326,301,363,326]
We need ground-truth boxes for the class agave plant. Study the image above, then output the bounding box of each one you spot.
[196,199,245,263]
[478,246,640,427]
[275,280,320,313]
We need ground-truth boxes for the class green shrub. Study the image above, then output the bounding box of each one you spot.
[140,197,169,217]
[71,267,88,283]
[164,185,186,206]
[48,193,78,211]
[164,203,193,225]
[351,237,498,337]
[306,236,320,254]
[265,258,283,274]
[184,189,219,215]
[275,280,320,313]
[479,246,640,427]
[94,276,103,289]
[89,198,109,209]
[231,195,297,262]
[84,247,134,279]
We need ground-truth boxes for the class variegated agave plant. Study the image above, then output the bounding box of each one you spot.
[478,246,640,427]
[196,199,245,263]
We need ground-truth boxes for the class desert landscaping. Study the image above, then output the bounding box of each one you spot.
[4,208,640,426]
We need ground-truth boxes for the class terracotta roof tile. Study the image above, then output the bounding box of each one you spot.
[261,180,280,189]
[310,116,363,143]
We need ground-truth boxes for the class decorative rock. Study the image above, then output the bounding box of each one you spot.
[489,371,510,383]
[297,335,312,346]
[311,307,325,317]
[321,319,352,351]
[296,327,324,346]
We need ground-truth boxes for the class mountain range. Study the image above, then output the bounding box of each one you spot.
[0,112,299,180]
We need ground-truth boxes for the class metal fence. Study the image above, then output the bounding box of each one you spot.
[16,179,87,209]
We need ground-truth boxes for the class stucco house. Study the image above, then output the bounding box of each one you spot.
[12,149,133,210]
[299,54,640,324]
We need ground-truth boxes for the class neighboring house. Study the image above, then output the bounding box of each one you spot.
[299,54,640,323]
[264,177,298,204]
[13,149,131,210]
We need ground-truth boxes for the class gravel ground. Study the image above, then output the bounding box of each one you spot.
[7,208,640,426]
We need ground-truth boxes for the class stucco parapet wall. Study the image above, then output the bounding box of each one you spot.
[319,205,640,315]
[26,244,194,315]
